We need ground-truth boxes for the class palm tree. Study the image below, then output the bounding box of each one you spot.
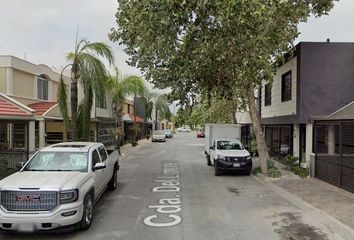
[58,38,114,141]
[107,67,127,150]
[151,94,171,130]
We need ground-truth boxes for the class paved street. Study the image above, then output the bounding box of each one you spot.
[1,133,353,240]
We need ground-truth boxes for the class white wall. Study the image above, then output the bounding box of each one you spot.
[261,57,297,118]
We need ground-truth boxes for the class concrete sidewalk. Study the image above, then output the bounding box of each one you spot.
[119,138,151,159]
[272,176,354,229]
[254,158,354,231]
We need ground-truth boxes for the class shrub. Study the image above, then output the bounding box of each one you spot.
[252,167,261,175]
[268,168,281,178]
[292,166,309,178]
[266,158,281,178]
[285,156,299,170]
[267,158,275,169]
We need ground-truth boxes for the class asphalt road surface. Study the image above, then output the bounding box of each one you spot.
[1,132,352,239]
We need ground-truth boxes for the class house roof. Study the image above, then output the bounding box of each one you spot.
[0,93,35,118]
[28,102,58,116]
[311,101,354,121]
[123,113,145,123]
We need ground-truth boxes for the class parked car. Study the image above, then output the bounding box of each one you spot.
[164,129,173,138]
[209,139,252,176]
[0,142,119,232]
[152,130,166,142]
[197,130,205,138]
[177,127,191,132]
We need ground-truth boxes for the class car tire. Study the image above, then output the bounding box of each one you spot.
[206,155,212,166]
[107,168,118,191]
[78,193,94,230]
[214,160,221,176]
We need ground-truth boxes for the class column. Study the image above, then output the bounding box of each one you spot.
[39,120,46,148]
[293,124,300,157]
[33,76,37,99]
[28,121,36,156]
[6,68,13,95]
[328,125,336,155]
[305,123,313,164]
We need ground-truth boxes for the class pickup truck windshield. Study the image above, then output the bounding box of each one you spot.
[217,141,243,150]
[23,152,88,172]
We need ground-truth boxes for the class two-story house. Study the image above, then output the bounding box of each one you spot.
[260,42,354,172]
[0,55,116,174]
[122,98,152,142]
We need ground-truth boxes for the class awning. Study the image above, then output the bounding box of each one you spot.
[311,101,354,121]
[123,113,145,123]
[0,93,35,119]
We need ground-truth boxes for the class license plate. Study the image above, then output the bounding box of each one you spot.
[233,163,240,167]
[18,223,35,232]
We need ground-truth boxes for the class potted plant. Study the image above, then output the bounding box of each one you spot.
[130,125,141,147]
[108,128,124,155]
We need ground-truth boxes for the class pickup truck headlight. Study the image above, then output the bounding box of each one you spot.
[218,155,226,160]
[60,189,79,204]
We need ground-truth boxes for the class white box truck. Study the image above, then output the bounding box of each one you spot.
[205,124,241,156]
[204,124,252,176]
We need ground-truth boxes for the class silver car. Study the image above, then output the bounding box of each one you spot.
[152,130,166,142]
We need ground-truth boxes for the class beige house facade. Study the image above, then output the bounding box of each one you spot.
[0,55,115,176]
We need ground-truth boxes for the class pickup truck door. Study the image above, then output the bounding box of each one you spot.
[98,146,112,186]
[92,149,106,198]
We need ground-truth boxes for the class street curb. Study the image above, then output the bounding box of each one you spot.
[252,174,354,240]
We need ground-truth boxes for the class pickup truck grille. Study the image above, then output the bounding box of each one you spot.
[225,157,245,162]
[0,191,58,212]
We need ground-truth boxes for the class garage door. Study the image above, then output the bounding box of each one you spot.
[315,124,354,193]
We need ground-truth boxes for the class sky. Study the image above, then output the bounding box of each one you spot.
[0,0,353,91]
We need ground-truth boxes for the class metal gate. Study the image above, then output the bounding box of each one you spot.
[315,123,354,193]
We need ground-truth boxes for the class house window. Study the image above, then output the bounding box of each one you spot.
[281,71,292,102]
[264,83,272,106]
[95,90,107,109]
[37,75,48,100]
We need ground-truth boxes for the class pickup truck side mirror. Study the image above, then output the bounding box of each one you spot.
[210,146,214,150]
[16,161,25,170]
[92,162,106,171]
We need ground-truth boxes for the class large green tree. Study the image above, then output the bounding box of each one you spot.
[58,39,114,141]
[111,0,336,173]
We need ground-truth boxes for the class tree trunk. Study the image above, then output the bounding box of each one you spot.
[155,108,158,130]
[247,86,268,173]
[70,78,78,141]
[133,94,137,141]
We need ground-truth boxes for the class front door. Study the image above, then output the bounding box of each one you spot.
[299,124,306,163]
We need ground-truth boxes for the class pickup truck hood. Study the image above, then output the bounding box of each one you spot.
[215,149,250,157]
[0,171,88,190]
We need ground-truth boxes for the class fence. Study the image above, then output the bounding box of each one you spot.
[0,151,27,179]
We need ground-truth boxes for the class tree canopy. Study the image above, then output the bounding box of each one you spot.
[111,0,336,172]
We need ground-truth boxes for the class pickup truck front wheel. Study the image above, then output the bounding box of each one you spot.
[214,160,222,176]
[79,194,93,230]
[107,168,118,191]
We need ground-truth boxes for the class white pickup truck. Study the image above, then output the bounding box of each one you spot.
[0,142,119,232]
